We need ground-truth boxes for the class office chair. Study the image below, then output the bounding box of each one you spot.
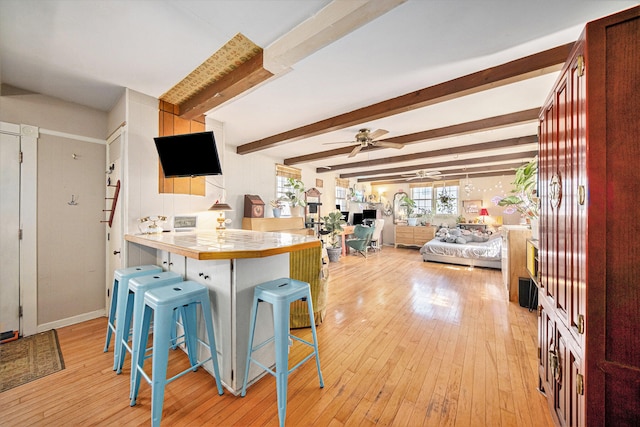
[369,219,385,252]
[345,224,375,258]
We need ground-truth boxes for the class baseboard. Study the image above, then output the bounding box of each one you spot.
[37,309,106,333]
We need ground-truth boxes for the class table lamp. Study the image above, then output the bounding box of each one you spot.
[479,208,489,224]
[209,201,233,229]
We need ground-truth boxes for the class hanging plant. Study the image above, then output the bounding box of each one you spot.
[437,188,456,214]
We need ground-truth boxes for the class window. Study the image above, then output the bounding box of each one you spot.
[335,178,349,211]
[410,181,459,215]
[410,185,433,215]
[275,164,302,217]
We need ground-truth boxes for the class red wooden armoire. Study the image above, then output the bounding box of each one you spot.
[537,6,639,426]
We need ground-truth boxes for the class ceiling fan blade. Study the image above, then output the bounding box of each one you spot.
[323,141,352,145]
[376,141,404,149]
[369,129,389,140]
[348,145,363,158]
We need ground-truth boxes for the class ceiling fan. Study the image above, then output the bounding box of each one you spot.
[325,128,404,158]
[402,170,442,181]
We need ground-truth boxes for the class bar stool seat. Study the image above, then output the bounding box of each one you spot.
[241,278,324,427]
[104,265,162,371]
[114,270,183,376]
[130,280,223,427]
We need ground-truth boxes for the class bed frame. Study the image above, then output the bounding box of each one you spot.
[422,253,502,269]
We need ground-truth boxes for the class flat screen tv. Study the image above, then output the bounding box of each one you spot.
[362,209,377,220]
[154,131,222,178]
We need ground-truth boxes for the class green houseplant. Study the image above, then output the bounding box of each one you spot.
[497,156,539,220]
[437,188,456,214]
[321,210,346,262]
[400,194,419,225]
[283,177,306,205]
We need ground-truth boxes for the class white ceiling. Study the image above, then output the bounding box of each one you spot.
[1,0,638,181]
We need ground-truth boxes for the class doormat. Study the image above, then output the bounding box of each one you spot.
[0,329,65,392]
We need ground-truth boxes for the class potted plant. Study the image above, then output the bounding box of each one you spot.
[283,178,306,216]
[420,209,433,226]
[321,210,346,262]
[400,194,419,226]
[437,188,456,214]
[498,156,539,237]
[497,157,539,219]
[270,199,284,218]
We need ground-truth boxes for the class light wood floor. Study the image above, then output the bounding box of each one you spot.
[0,247,554,426]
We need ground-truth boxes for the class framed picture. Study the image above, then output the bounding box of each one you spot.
[316,178,323,188]
[463,199,482,214]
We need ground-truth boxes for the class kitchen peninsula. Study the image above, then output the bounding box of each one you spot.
[125,229,321,394]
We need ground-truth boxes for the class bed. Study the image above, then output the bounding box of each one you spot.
[419,233,502,269]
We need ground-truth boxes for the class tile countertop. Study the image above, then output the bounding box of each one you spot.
[125,229,320,261]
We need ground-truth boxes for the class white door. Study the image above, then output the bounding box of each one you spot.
[0,132,21,335]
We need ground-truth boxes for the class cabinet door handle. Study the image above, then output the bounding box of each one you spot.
[549,346,562,384]
[113,250,121,255]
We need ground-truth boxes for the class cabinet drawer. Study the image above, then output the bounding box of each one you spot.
[414,227,434,241]
[395,228,413,238]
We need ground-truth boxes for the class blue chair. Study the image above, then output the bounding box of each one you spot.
[241,278,324,427]
[113,271,183,377]
[104,265,162,371]
[130,280,223,427]
[346,224,375,258]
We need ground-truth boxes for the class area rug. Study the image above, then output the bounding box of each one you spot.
[0,329,65,392]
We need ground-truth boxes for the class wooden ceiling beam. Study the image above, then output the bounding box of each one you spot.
[338,150,538,178]
[237,42,573,154]
[369,169,518,185]
[178,52,274,120]
[292,109,538,166]
[358,162,525,182]
[315,134,537,173]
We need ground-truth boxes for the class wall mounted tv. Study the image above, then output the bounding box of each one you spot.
[154,131,222,178]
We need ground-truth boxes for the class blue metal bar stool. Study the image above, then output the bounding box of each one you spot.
[130,280,223,427]
[114,270,183,375]
[241,278,324,427]
[104,265,162,371]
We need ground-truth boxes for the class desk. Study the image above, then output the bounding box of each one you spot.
[340,225,355,256]
[125,229,321,394]
[457,223,488,232]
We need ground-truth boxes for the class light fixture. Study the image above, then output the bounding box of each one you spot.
[209,201,232,229]
[463,173,474,196]
[479,208,489,224]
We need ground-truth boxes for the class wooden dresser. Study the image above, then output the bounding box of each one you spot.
[394,225,434,248]
[537,7,640,426]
